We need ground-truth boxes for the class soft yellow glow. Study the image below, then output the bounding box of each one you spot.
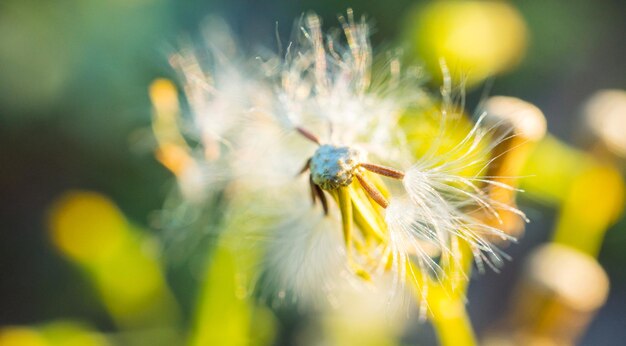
[149,78,207,201]
[155,143,195,177]
[0,322,109,346]
[149,78,188,154]
[401,107,487,178]
[187,194,279,346]
[149,78,180,115]
[48,191,127,264]
[409,1,528,86]
[322,276,407,345]
[189,246,254,346]
[47,191,180,330]
[0,327,46,346]
[95,248,166,317]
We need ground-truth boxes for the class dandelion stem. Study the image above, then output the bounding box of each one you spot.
[431,238,476,346]
[427,292,477,346]
[189,245,253,346]
[408,257,476,346]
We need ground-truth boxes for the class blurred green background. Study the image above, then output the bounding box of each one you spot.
[1,0,626,345]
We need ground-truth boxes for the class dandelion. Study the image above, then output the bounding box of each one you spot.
[152,9,526,317]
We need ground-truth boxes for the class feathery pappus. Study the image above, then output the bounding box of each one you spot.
[150,9,527,311]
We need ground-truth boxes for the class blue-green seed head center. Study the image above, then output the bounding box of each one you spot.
[310,145,364,190]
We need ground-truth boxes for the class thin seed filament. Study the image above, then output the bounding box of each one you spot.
[295,126,321,145]
[360,163,405,179]
[355,171,389,208]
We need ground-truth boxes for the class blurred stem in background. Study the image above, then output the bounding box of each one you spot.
[421,240,476,346]
[426,96,546,346]
[427,289,475,346]
[491,244,610,346]
[406,3,626,341]
[552,164,624,257]
[480,97,547,240]
[188,246,253,346]
[402,9,543,343]
[0,0,624,344]
[46,191,182,345]
[485,89,626,345]
[185,203,277,346]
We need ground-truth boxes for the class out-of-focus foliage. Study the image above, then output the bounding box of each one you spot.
[407,1,527,86]
[1,0,626,345]
[47,192,181,331]
[0,322,108,346]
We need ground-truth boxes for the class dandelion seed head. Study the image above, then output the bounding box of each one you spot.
[156,9,529,312]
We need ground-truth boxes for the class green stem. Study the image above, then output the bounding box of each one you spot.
[427,291,476,346]
[428,238,476,346]
[408,239,477,346]
[188,245,252,346]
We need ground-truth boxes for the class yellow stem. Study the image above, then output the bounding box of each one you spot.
[427,290,476,346]
[188,245,252,346]
[407,241,476,346]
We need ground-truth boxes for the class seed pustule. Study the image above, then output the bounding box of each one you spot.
[309,145,364,190]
